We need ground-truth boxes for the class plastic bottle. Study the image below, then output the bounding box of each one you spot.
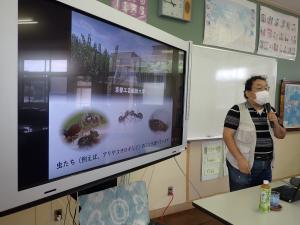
[259,180,271,213]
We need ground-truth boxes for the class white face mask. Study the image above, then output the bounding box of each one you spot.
[255,90,269,105]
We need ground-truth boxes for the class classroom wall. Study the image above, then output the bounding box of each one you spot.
[0,196,78,225]
[2,1,300,224]
[97,0,300,212]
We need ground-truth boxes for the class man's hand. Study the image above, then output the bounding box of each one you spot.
[267,111,286,138]
[267,111,279,126]
[223,127,251,174]
[237,157,251,174]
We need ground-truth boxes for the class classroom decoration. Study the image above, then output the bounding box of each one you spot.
[204,0,256,53]
[111,0,147,22]
[279,80,300,130]
[158,0,192,21]
[188,45,277,140]
[258,6,298,60]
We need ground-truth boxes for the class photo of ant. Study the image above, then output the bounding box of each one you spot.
[118,110,143,123]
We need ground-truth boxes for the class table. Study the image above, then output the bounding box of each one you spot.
[192,181,300,225]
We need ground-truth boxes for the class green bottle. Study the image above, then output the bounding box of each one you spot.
[259,180,271,213]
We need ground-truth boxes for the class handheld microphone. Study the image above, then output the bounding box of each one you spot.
[265,103,274,128]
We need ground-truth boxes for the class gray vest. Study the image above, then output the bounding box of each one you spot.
[226,102,275,170]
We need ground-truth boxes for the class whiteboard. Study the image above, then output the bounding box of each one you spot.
[187,45,277,141]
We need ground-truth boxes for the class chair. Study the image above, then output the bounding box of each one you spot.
[79,181,164,225]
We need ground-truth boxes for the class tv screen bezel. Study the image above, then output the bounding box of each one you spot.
[0,0,190,216]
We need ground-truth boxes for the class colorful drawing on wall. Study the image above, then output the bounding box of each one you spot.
[111,0,147,22]
[280,80,300,130]
[204,0,256,53]
[258,6,298,60]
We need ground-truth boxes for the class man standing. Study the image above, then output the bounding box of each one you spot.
[223,75,286,191]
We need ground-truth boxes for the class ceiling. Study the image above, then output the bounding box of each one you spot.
[261,0,300,16]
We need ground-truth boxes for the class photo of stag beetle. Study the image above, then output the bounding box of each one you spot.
[63,123,82,143]
[78,130,100,148]
[148,109,170,132]
[62,110,107,149]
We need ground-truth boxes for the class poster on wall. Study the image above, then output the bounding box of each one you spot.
[201,140,224,181]
[204,0,256,53]
[111,0,147,22]
[280,81,300,129]
[258,6,298,60]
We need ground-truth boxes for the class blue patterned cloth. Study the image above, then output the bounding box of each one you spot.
[79,181,150,225]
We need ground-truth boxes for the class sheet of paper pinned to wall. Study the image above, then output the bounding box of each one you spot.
[201,139,226,181]
[204,0,256,53]
[258,6,298,60]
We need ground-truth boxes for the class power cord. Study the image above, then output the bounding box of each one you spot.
[54,194,78,225]
[72,192,78,225]
[147,165,156,193]
[173,156,202,198]
[69,193,79,225]
[160,192,174,224]
[62,195,78,225]
[63,196,70,225]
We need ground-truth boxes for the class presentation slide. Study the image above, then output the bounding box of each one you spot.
[49,97,172,179]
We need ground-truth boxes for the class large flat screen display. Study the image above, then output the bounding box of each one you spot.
[0,0,189,216]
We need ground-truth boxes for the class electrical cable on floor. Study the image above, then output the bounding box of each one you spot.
[160,193,174,224]
[173,156,202,198]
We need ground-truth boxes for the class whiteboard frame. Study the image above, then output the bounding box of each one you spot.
[187,45,277,141]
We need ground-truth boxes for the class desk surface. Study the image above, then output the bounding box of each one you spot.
[193,181,300,225]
